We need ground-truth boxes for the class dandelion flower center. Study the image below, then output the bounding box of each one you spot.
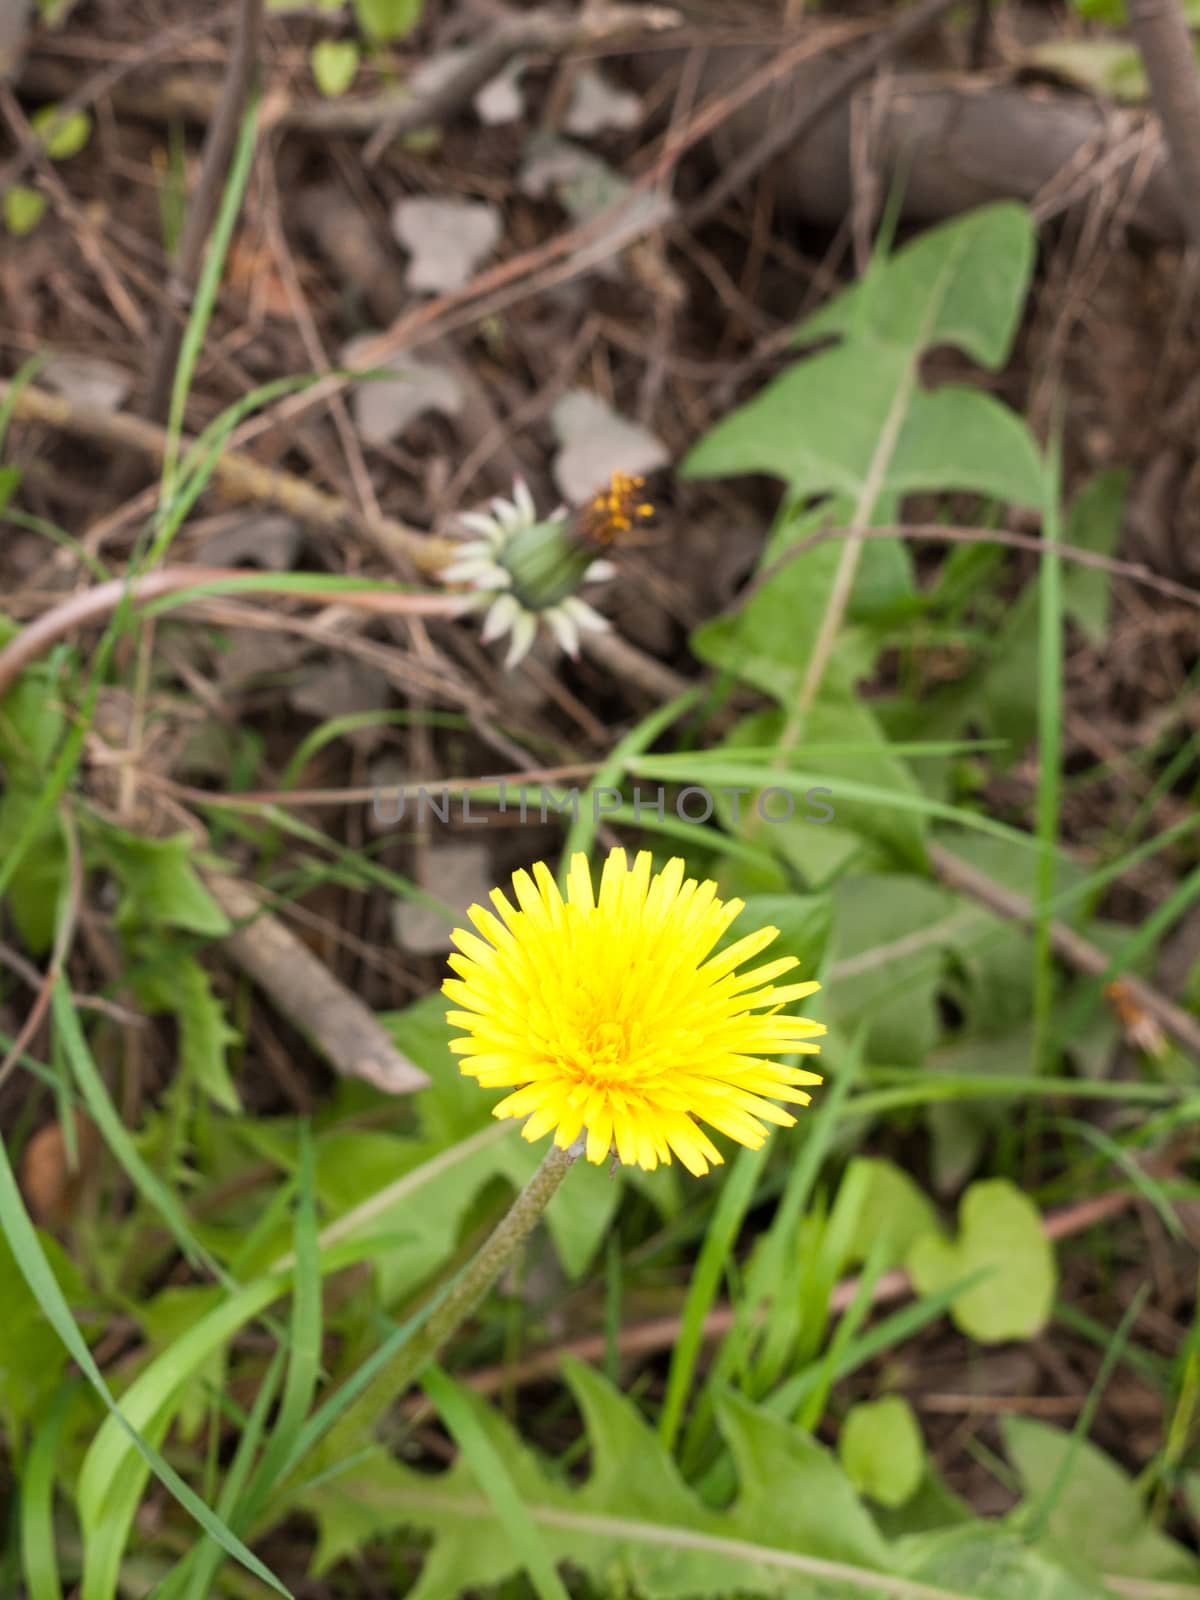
[575,472,655,545]
[443,847,825,1175]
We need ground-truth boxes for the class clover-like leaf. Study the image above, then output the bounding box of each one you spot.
[906,1178,1055,1342]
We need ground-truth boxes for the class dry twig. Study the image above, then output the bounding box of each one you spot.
[1127,0,1200,252]
[0,379,453,574]
[0,563,463,702]
[741,521,1200,615]
[405,1181,1155,1409]
[683,0,962,228]
[929,841,1200,1061]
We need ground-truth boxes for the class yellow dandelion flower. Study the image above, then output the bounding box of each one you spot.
[443,847,824,1176]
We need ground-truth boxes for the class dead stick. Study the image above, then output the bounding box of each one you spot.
[0,565,464,702]
[1127,0,1200,253]
[739,522,1200,616]
[684,0,962,228]
[0,379,454,574]
[929,841,1200,1061]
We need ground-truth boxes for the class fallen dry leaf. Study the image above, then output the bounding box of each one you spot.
[564,66,642,136]
[342,335,465,446]
[391,196,502,294]
[551,389,669,503]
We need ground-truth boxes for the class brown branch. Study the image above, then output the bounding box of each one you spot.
[358,4,683,164]
[141,0,266,429]
[0,564,463,702]
[406,1181,1151,1412]
[929,841,1200,1062]
[1127,0,1200,253]
[0,379,454,575]
[734,521,1200,616]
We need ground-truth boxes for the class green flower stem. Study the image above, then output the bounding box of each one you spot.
[294,1140,579,1486]
[393,1140,579,1389]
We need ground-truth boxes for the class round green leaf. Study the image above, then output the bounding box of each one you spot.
[353,0,421,42]
[907,1178,1056,1343]
[31,104,92,160]
[4,184,46,235]
[839,1397,925,1509]
[310,38,360,97]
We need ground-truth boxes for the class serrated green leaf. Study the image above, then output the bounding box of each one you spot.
[0,1226,91,1431]
[236,1122,509,1299]
[827,874,963,1063]
[99,831,232,937]
[685,353,1042,511]
[0,789,66,953]
[689,501,901,707]
[896,1524,1106,1599]
[684,205,1041,512]
[300,1363,913,1598]
[737,891,832,974]
[686,697,930,877]
[906,1179,1056,1343]
[795,204,1036,368]
[135,954,240,1112]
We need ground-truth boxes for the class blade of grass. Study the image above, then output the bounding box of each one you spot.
[174,1350,286,1600]
[658,1144,766,1452]
[794,1232,891,1432]
[421,1363,572,1600]
[158,95,260,517]
[629,756,1051,855]
[680,1030,862,1472]
[0,1134,291,1600]
[1032,430,1064,1070]
[1022,1283,1150,1544]
[698,1267,989,1507]
[77,1230,410,1600]
[559,688,701,871]
[246,1126,323,1493]
[20,1381,76,1600]
[50,981,226,1283]
[1053,1117,1183,1240]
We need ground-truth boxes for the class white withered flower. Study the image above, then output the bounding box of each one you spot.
[442,474,653,667]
